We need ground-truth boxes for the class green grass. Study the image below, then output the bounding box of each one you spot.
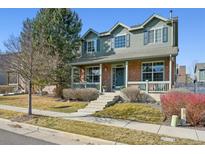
[94,103,163,124]
[0,109,203,145]
[0,95,88,113]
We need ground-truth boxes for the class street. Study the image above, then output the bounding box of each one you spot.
[0,129,55,145]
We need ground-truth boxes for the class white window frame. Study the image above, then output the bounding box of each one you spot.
[86,39,97,53]
[199,69,205,82]
[155,27,163,43]
[146,26,167,45]
[141,61,165,81]
[114,33,126,49]
[85,66,100,83]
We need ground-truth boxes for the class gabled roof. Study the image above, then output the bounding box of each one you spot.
[100,22,130,36]
[195,63,205,72]
[81,14,171,38]
[130,14,169,31]
[82,28,99,39]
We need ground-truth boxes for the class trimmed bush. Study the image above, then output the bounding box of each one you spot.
[63,88,99,101]
[121,86,141,102]
[121,87,156,103]
[161,92,205,126]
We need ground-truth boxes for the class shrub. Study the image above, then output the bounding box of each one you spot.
[121,86,140,102]
[161,92,205,126]
[121,87,156,103]
[0,86,16,94]
[63,88,99,101]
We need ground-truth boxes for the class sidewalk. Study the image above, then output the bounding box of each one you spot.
[0,104,205,142]
[0,118,123,145]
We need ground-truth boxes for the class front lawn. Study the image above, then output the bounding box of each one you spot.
[94,103,163,124]
[0,95,88,113]
[0,109,203,145]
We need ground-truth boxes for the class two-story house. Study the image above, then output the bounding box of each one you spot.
[194,63,205,82]
[71,13,179,93]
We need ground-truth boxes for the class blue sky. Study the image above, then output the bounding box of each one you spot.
[0,8,204,75]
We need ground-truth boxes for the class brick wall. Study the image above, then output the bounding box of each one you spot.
[128,60,141,81]
[102,63,112,91]
[79,66,85,82]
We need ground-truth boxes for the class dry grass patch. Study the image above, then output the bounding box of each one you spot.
[0,109,204,145]
[0,95,87,113]
[0,109,24,119]
[94,103,163,124]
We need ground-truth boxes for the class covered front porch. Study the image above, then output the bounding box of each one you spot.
[71,55,175,93]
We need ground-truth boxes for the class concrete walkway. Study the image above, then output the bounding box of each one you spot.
[0,104,205,142]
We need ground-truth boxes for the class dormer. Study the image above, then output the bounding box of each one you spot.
[82,28,100,55]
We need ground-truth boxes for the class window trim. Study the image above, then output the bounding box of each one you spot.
[199,69,205,82]
[141,61,165,81]
[86,39,97,53]
[145,26,168,45]
[114,34,127,49]
[85,66,100,83]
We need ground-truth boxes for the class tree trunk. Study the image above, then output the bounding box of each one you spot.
[28,80,32,115]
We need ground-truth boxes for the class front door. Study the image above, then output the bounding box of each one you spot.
[112,67,125,90]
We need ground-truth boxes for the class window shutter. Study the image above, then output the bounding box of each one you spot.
[126,34,130,47]
[163,27,168,42]
[111,37,115,50]
[144,30,148,45]
[83,41,87,54]
[97,39,100,52]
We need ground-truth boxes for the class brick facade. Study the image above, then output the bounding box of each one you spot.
[102,64,112,91]
[77,56,176,91]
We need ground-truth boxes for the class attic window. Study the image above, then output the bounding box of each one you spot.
[114,35,126,48]
[87,40,96,53]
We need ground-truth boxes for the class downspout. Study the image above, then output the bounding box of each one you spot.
[169,54,172,90]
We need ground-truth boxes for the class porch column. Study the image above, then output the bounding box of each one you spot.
[169,55,172,90]
[99,64,102,92]
[71,66,74,88]
[125,61,128,88]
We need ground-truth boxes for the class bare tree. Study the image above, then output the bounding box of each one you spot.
[2,19,56,115]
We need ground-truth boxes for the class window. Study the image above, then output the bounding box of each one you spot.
[144,27,168,45]
[115,35,126,48]
[86,67,100,83]
[8,72,18,85]
[199,69,205,81]
[148,30,154,43]
[142,62,164,81]
[87,40,96,53]
[155,29,162,43]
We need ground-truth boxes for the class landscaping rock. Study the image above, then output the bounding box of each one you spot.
[160,137,176,142]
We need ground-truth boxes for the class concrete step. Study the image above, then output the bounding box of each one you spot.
[78,109,100,114]
[87,104,107,108]
[83,106,105,110]
[75,92,120,114]
[90,100,111,103]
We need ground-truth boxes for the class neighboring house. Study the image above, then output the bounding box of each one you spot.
[0,54,25,92]
[71,13,179,93]
[176,65,193,85]
[194,63,205,82]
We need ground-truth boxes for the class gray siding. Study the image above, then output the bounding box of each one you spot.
[81,17,177,58]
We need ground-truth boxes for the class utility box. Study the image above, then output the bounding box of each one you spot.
[181,108,186,126]
[171,115,178,127]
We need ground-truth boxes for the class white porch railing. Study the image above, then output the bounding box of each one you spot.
[73,82,100,90]
[127,81,170,93]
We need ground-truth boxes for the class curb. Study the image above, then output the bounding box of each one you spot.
[0,118,125,145]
